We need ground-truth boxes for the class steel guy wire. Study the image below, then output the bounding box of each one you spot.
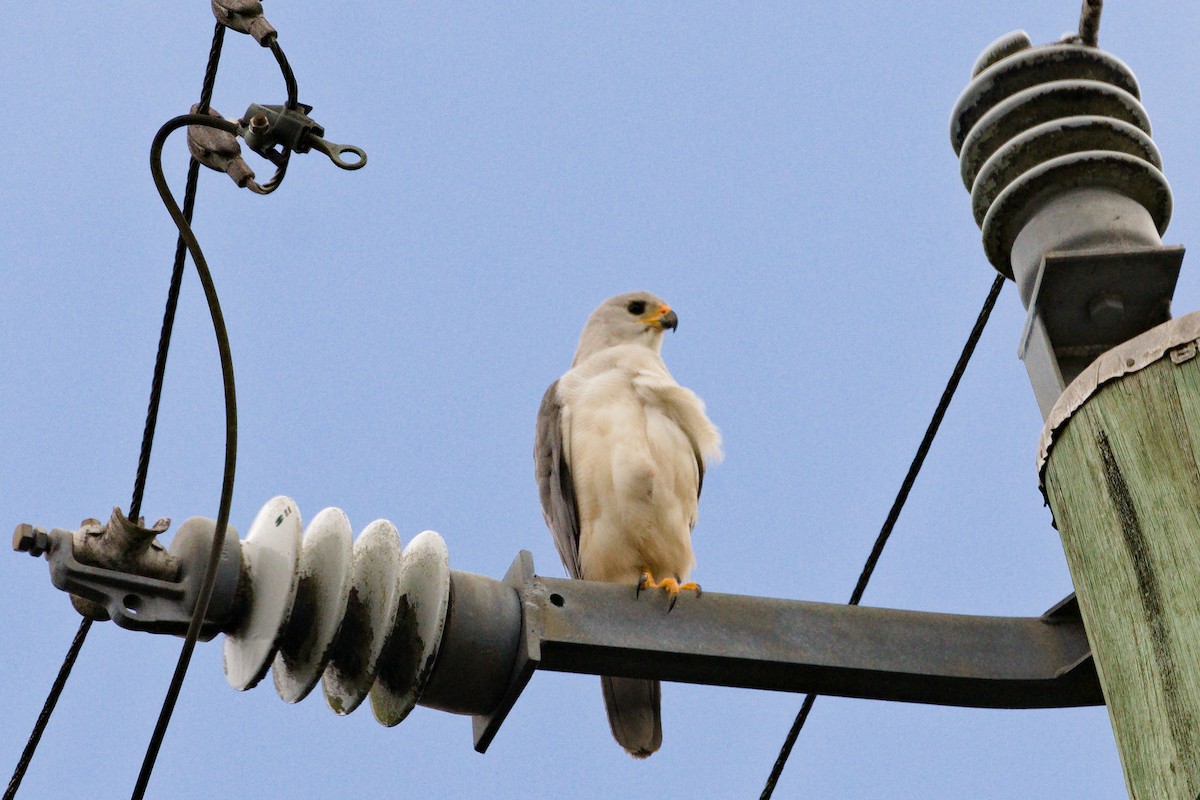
[759,272,1007,800]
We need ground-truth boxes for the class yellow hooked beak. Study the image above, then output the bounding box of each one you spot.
[643,304,678,331]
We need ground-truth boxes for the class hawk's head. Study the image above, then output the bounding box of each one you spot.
[573,291,677,363]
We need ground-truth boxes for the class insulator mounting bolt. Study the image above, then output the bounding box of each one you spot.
[13,524,50,557]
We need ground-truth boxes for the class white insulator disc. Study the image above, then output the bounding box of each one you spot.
[370,530,450,727]
[272,507,354,703]
[322,519,403,716]
[224,496,303,691]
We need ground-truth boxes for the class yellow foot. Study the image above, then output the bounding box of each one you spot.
[637,569,702,611]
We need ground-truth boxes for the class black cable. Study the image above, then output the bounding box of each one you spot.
[269,38,300,109]
[3,618,93,800]
[128,22,226,524]
[130,23,302,790]
[847,276,1005,608]
[249,150,291,196]
[130,114,241,800]
[760,272,1007,800]
[128,157,200,525]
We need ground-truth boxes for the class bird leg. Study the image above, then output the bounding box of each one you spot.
[637,569,702,611]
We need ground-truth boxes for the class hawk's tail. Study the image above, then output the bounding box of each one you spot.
[600,675,662,758]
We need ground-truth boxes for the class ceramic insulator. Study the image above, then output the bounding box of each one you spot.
[949,31,1171,283]
[221,497,452,728]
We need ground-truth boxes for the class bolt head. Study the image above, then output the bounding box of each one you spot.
[12,523,33,552]
[13,524,50,557]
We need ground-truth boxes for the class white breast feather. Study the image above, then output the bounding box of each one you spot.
[558,345,721,585]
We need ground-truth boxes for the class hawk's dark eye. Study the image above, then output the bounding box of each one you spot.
[626,300,647,315]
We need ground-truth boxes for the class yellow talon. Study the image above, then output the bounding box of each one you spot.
[636,569,702,610]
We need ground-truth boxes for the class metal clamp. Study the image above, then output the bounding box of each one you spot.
[187,104,256,188]
[14,510,242,640]
[240,103,366,171]
[211,0,277,46]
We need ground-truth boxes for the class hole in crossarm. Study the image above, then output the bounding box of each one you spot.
[123,594,142,615]
[549,593,564,607]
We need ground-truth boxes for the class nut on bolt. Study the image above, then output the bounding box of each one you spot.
[13,523,51,557]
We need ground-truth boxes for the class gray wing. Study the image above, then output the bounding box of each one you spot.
[534,380,582,579]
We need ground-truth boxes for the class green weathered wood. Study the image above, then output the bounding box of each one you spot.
[1044,349,1200,800]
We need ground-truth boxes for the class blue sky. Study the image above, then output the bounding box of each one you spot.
[6,3,1200,797]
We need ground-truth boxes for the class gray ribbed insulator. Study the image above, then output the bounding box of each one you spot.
[950,31,1172,278]
[218,496,524,742]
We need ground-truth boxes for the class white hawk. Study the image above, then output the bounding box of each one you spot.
[534,291,721,757]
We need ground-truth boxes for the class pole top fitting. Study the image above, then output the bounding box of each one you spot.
[950,32,1169,279]
[950,26,1182,416]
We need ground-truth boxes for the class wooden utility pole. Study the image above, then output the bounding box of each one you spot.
[952,26,1199,799]
[1040,316,1200,798]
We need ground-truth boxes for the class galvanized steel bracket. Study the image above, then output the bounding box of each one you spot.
[1020,246,1183,362]
[1018,244,1184,412]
